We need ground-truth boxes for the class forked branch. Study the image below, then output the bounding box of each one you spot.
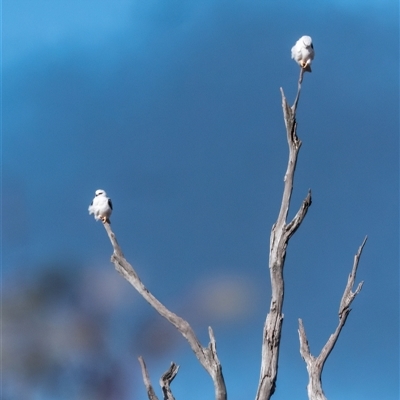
[298,237,367,400]
[103,223,227,400]
[160,362,179,400]
[138,357,180,400]
[256,68,312,400]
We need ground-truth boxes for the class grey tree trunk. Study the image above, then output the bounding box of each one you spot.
[256,70,312,400]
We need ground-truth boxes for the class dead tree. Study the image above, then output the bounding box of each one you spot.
[255,69,365,400]
[255,69,312,400]
[92,68,365,399]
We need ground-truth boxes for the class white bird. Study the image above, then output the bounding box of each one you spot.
[291,35,315,72]
[88,189,113,223]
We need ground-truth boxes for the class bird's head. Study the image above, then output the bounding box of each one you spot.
[302,36,313,48]
[95,189,106,196]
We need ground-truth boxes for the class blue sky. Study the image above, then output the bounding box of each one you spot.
[3,1,399,399]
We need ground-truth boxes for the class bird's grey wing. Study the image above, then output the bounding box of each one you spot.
[108,199,113,210]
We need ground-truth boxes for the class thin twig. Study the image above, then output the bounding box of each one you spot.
[339,236,367,318]
[138,356,159,400]
[286,190,312,240]
[292,68,304,112]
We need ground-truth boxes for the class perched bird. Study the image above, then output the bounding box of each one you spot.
[291,35,315,72]
[88,189,113,223]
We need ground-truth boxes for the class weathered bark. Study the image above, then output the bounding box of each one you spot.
[160,362,179,400]
[138,357,179,400]
[256,69,312,400]
[138,356,159,400]
[298,237,367,400]
[103,223,227,400]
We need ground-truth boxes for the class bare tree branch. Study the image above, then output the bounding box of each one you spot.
[103,223,227,400]
[339,236,367,318]
[275,88,302,231]
[298,237,367,400]
[160,363,179,400]
[256,74,312,400]
[286,190,312,240]
[292,68,305,111]
[138,356,159,400]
